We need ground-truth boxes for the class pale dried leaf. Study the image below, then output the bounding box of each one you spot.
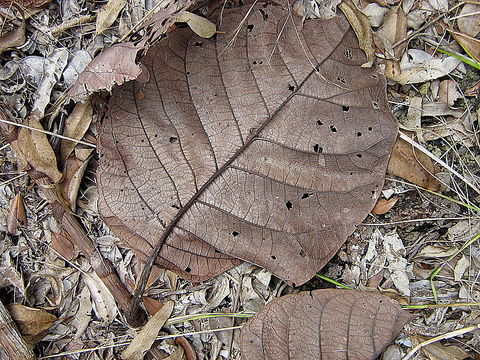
[377,5,406,58]
[60,100,93,163]
[96,0,127,35]
[457,4,480,37]
[240,289,413,359]
[71,286,92,339]
[415,245,458,259]
[98,2,398,286]
[177,11,216,39]
[454,255,470,282]
[403,96,422,130]
[383,230,410,296]
[69,43,142,102]
[84,272,118,323]
[13,116,63,183]
[418,336,470,360]
[0,252,25,296]
[122,301,174,360]
[449,30,480,63]
[391,49,461,85]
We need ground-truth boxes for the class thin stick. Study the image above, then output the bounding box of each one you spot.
[402,324,480,360]
[0,118,96,148]
[398,131,480,194]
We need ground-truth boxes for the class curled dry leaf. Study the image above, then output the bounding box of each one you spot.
[84,271,118,323]
[7,193,26,235]
[122,301,174,360]
[388,136,440,191]
[98,1,398,287]
[240,289,413,360]
[60,100,93,163]
[11,115,63,183]
[51,230,79,261]
[96,0,127,35]
[6,303,57,345]
[371,196,398,215]
[448,29,480,63]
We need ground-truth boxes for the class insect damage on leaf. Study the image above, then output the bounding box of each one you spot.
[97,1,398,287]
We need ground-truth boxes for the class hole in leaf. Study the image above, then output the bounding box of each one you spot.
[285,201,293,210]
[169,137,178,143]
[349,172,354,175]
[342,106,349,112]
[154,134,158,137]
[356,154,362,158]
[185,266,191,273]
[288,84,295,91]
[247,24,254,31]
[329,125,337,133]
[231,231,240,237]
[313,144,323,153]
[372,101,379,109]
[259,8,268,20]
[187,71,191,75]
[368,127,373,131]
[356,132,362,137]
[301,193,313,199]
[316,120,323,126]
[259,61,263,64]
[253,60,257,65]
[194,42,203,47]
[299,249,306,257]
[271,255,276,260]
[172,204,180,209]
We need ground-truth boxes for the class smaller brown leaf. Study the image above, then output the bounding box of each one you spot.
[438,80,461,107]
[6,303,57,345]
[51,230,79,261]
[388,136,440,191]
[339,0,375,66]
[7,193,26,235]
[377,5,406,59]
[449,29,480,63]
[457,3,480,37]
[12,115,63,183]
[177,11,216,38]
[175,336,197,360]
[60,100,93,163]
[69,43,143,102]
[0,21,26,55]
[95,0,127,35]
[122,301,174,360]
[371,196,398,215]
[59,148,94,211]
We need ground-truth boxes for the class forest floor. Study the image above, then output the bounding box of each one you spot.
[0,0,479,359]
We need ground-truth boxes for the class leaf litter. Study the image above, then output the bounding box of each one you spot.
[0,0,479,358]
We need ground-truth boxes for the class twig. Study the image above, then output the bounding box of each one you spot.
[51,15,96,36]
[402,324,480,360]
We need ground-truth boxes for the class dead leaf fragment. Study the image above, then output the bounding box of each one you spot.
[6,303,57,345]
[122,301,174,360]
[457,3,480,37]
[371,196,398,215]
[60,100,93,163]
[416,335,471,360]
[377,5,406,59]
[7,194,26,235]
[96,0,127,35]
[177,11,216,38]
[438,80,461,107]
[51,230,79,261]
[69,43,143,102]
[0,0,51,7]
[240,289,413,359]
[339,0,375,66]
[388,136,440,191]
[12,116,63,183]
[449,30,480,63]
[0,21,26,55]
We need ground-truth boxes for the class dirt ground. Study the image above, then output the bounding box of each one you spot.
[0,0,479,359]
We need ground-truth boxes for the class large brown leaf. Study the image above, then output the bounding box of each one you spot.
[240,289,414,360]
[98,1,398,286]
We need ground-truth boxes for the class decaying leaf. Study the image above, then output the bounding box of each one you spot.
[51,230,79,261]
[415,335,471,360]
[7,193,26,235]
[122,301,174,360]
[371,196,398,215]
[95,0,127,35]
[6,303,57,345]
[388,136,440,191]
[177,11,217,38]
[240,289,413,360]
[438,80,461,107]
[448,29,480,63]
[390,49,461,85]
[84,271,118,323]
[98,1,398,287]
[457,3,480,37]
[11,115,63,183]
[69,43,143,102]
[0,21,26,55]
[60,100,93,163]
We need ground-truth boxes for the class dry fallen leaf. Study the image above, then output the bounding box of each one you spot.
[96,0,127,35]
[51,230,79,261]
[0,0,52,7]
[84,271,118,323]
[6,303,57,345]
[7,193,26,235]
[240,289,413,359]
[415,335,471,360]
[371,196,398,215]
[60,100,93,163]
[98,1,398,290]
[122,301,174,360]
[177,11,217,39]
[448,29,480,63]
[0,21,26,55]
[438,80,462,107]
[457,3,480,37]
[388,136,440,191]
[12,115,63,183]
